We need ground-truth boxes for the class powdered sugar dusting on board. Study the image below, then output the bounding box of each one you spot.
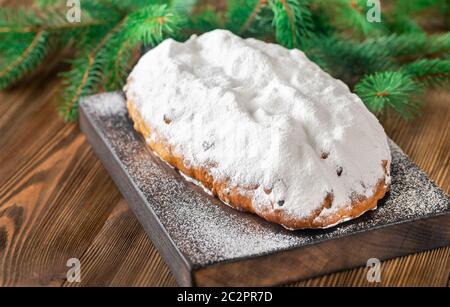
[125,30,391,226]
[82,92,127,117]
[80,92,449,266]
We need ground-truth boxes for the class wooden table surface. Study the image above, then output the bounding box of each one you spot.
[0,2,449,288]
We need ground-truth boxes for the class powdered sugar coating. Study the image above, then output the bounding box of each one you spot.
[125,30,391,225]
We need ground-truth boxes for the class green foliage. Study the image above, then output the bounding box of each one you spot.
[0,5,102,33]
[0,31,50,90]
[355,71,423,119]
[315,0,386,38]
[303,35,395,84]
[227,0,272,36]
[269,0,313,48]
[171,0,197,15]
[0,0,449,121]
[58,4,181,121]
[306,32,449,117]
[125,4,182,46]
[186,5,225,33]
[402,59,450,87]
[393,0,448,15]
[0,8,40,32]
[360,32,450,58]
[389,0,448,33]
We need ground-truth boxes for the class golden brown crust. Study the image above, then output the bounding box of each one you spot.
[127,99,390,229]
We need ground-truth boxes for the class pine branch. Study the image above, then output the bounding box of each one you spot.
[227,0,270,35]
[104,40,134,91]
[0,31,50,90]
[388,0,448,33]
[355,71,424,119]
[240,1,268,34]
[402,58,450,87]
[394,0,447,15]
[105,8,177,89]
[0,3,122,91]
[308,3,335,36]
[0,7,41,33]
[269,0,313,48]
[59,24,123,122]
[108,4,182,88]
[0,6,105,34]
[186,5,225,34]
[124,4,182,47]
[35,0,60,8]
[59,4,182,121]
[303,35,395,84]
[303,31,450,86]
[171,0,198,15]
[106,0,153,10]
[361,32,450,59]
[0,0,448,122]
[387,13,423,34]
[315,0,386,38]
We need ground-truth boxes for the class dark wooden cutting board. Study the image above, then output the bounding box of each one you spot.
[79,92,450,286]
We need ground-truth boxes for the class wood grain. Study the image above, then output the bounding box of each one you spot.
[0,0,448,287]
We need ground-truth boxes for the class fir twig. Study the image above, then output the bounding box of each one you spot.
[393,0,448,16]
[0,0,448,121]
[186,5,225,33]
[402,58,450,87]
[171,0,198,15]
[270,0,313,48]
[239,0,268,34]
[355,71,424,119]
[361,32,450,59]
[0,7,104,33]
[303,35,395,84]
[60,23,124,121]
[0,31,50,90]
[227,0,270,35]
[315,0,386,38]
[59,4,182,121]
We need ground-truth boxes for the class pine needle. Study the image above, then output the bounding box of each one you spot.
[270,0,313,48]
[239,0,268,34]
[59,22,127,121]
[315,0,386,38]
[59,4,182,121]
[0,31,49,90]
[355,71,424,119]
[171,0,198,15]
[187,5,225,33]
[361,32,450,58]
[0,6,104,33]
[303,35,395,84]
[227,0,270,35]
[402,58,450,87]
